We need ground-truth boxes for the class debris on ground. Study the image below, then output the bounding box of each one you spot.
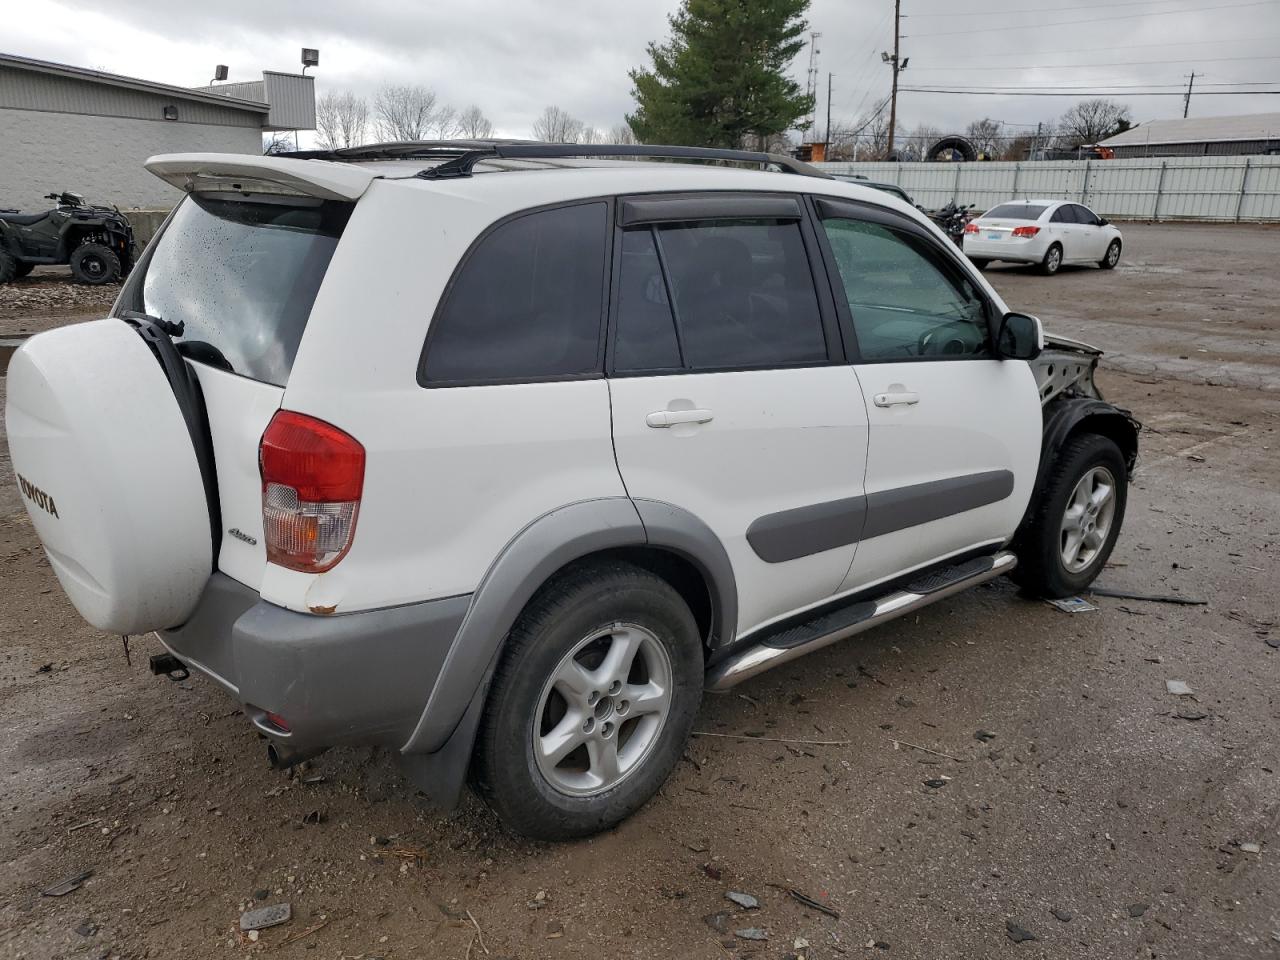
[1048,596,1097,614]
[735,927,768,941]
[1240,842,1262,854]
[1128,903,1149,918]
[725,891,759,909]
[1165,679,1193,696]
[1090,587,1207,606]
[1175,707,1209,721]
[703,912,730,933]
[1051,908,1073,922]
[1006,920,1037,943]
[787,887,840,919]
[239,903,292,932]
[41,869,92,897]
[974,729,997,743]
[923,777,950,789]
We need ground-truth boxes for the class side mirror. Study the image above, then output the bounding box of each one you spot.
[1097,217,1109,226]
[997,312,1042,361]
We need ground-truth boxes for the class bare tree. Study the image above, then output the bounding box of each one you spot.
[262,130,296,155]
[457,105,494,139]
[430,105,462,139]
[965,118,1002,157]
[315,91,369,150]
[608,123,638,145]
[1058,99,1131,146]
[373,84,439,141]
[532,105,585,143]
[856,110,892,160]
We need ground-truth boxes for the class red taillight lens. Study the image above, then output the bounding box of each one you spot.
[1011,225,1041,237]
[964,222,979,234]
[260,411,365,573]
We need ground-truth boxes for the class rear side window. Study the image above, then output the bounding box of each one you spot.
[614,219,826,373]
[985,203,1047,220]
[121,193,352,386]
[422,203,608,385]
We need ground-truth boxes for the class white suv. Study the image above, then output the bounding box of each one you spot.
[6,142,1139,839]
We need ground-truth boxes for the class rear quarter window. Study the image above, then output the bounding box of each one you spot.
[119,193,352,387]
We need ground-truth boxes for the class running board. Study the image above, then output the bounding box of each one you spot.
[705,551,1017,692]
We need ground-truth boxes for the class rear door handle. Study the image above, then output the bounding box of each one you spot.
[646,408,714,428]
[873,391,920,408]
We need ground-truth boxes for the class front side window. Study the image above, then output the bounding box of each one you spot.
[422,203,608,384]
[1050,205,1077,224]
[614,218,826,373]
[1072,204,1100,225]
[821,217,990,361]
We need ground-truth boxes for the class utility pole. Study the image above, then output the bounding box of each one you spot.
[882,0,907,158]
[826,73,833,145]
[804,31,823,141]
[1183,72,1197,118]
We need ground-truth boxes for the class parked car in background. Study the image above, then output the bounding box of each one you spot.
[963,199,1122,275]
[6,144,1138,840]
[830,173,920,208]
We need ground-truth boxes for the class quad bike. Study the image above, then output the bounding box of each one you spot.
[0,191,135,285]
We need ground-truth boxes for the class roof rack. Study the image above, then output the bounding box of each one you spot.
[278,140,831,180]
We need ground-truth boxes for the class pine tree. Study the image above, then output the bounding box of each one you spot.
[627,0,814,150]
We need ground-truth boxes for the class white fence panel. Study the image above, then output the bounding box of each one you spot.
[816,155,1280,222]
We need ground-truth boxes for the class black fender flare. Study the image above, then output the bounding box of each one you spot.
[399,497,738,758]
[1018,397,1141,534]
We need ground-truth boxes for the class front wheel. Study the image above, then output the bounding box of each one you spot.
[1040,243,1063,276]
[69,242,121,285]
[473,561,703,840]
[1100,239,1121,270]
[969,258,991,271]
[1012,433,1128,598]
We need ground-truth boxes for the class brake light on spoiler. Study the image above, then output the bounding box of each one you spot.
[259,411,365,573]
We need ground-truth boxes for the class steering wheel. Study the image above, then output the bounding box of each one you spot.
[917,322,973,357]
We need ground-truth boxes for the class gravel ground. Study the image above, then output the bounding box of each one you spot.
[1,222,1277,960]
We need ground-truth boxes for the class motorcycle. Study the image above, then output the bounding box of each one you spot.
[929,201,975,247]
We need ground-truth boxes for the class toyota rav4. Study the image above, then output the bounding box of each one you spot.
[6,142,1139,840]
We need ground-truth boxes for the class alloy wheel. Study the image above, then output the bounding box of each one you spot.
[1060,465,1117,573]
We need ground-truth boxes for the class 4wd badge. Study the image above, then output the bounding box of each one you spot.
[17,474,59,518]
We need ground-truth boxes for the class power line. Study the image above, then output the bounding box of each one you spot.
[905,0,1277,38]
[901,86,1280,95]
[898,80,1277,89]
[907,0,1258,16]
[908,53,1280,71]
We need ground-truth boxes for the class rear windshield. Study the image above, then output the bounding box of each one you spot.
[120,193,352,386]
[984,203,1048,220]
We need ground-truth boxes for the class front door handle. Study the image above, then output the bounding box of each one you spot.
[646,408,714,428]
[873,391,920,408]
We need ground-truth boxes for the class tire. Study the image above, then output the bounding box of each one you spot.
[969,258,990,271]
[1039,243,1063,276]
[474,561,703,840]
[1012,433,1128,599]
[1099,239,1121,270]
[69,242,121,285]
[0,250,15,284]
[14,260,34,279]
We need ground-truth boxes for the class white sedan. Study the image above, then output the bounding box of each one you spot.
[962,199,1123,275]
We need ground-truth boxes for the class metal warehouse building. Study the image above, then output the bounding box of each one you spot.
[1099,112,1280,159]
[0,52,315,210]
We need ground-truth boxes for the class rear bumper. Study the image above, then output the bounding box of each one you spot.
[963,236,1045,262]
[158,573,471,754]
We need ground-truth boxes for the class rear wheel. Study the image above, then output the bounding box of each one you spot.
[69,242,121,285]
[969,258,990,270]
[0,250,15,283]
[1012,433,1128,598]
[474,561,703,840]
[1100,239,1121,269]
[1040,243,1063,276]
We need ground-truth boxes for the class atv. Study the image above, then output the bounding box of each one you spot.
[0,191,135,285]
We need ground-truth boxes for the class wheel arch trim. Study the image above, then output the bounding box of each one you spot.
[399,497,736,755]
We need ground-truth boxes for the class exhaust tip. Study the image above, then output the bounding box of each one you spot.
[266,741,329,770]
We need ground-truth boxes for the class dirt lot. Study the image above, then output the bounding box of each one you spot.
[1,223,1278,960]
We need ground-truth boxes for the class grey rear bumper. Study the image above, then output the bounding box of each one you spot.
[158,573,471,755]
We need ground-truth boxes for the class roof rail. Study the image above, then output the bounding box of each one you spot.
[279,140,831,180]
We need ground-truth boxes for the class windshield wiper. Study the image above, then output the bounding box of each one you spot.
[119,310,184,339]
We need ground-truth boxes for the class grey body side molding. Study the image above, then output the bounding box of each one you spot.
[400,497,737,756]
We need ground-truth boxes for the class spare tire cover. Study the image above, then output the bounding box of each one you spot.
[6,319,213,634]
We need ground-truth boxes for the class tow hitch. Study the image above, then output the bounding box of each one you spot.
[149,652,190,682]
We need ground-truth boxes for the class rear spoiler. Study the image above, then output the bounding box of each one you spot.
[145,153,375,202]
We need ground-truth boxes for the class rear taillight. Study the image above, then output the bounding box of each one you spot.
[259,411,365,573]
[1012,225,1040,237]
[963,222,979,234]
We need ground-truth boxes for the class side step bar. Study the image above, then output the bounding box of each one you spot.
[705,551,1017,692]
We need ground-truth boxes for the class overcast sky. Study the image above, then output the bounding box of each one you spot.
[7,0,1280,143]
